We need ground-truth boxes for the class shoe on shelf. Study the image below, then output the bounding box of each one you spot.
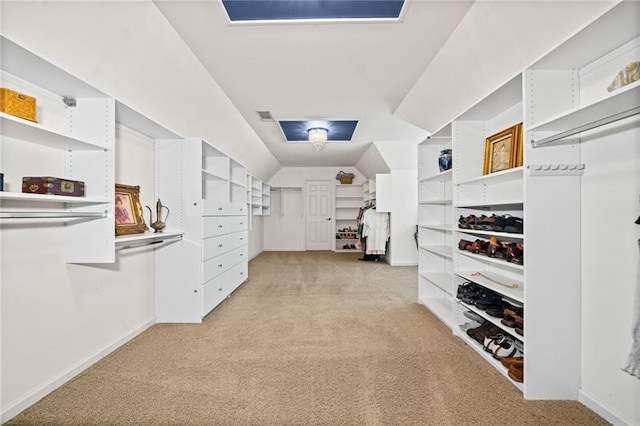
[508,363,524,383]
[492,337,520,360]
[500,356,524,369]
[483,333,506,353]
[463,310,484,323]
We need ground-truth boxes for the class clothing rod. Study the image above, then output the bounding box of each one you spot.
[0,211,107,219]
[116,235,182,251]
[531,105,640,147]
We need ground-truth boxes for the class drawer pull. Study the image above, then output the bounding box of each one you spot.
[218,225,223,228]
[240,222,243,225]
[218,264,223,268]
[240,253,244,257]
[218,287,223,291]
[240,272,244,275]
[218,207,223,211]
[240,237,244,241]
[240,208,244,211]
[218,244,223,248]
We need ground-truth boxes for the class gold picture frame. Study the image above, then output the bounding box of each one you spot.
[115,183,148,236]
[483,123,523,175]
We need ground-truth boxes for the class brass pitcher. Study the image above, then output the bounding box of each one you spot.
[146,199,170,233]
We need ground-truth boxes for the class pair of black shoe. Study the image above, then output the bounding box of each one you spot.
[457,281,503,311]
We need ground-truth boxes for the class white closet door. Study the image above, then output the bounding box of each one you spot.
[305,180,332,250]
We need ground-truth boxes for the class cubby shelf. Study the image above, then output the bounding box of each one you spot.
[201,169,227,181]
[456,270,524,303]
[420,224,452,232]
[457,167,523,186]
[456,228,524,240]
[115,231,183,247]
[419,272,453,295]
[419,169,452,183]
[457,250,524,271]
[455,200,523,209]
[419,245,453,258]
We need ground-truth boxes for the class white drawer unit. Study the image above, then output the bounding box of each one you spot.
[203,216,248,238]
[202,231,247,261]
[203,200,247,216]
[202,261,248,315]
[203,245,247,283]
[156,137,250,323]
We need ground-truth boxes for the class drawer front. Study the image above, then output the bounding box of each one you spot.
[203,200,247,216]
[202,261,248,316]
[203,216,248,238]
[202,245,247,283]
[202,231,248,261]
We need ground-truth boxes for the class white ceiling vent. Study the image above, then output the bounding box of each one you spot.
[257,111,274,121]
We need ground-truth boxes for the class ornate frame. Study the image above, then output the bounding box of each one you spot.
[483,123,523,175]
[114,183,148,236]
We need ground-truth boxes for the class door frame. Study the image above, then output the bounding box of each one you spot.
[304,179,334,251]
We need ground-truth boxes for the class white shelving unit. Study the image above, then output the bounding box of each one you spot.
[261,182,271,216]
[0,36,115,263]
[334,182,363,252]
[155,137,249,323]
[417,124,455,328]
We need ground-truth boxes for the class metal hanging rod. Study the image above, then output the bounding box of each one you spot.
[116,235,182,251]
[532,105,640,148]
[0,211,107,219]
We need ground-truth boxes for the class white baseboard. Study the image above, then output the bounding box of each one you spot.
[1,318,156,423]
[579,389,633,426]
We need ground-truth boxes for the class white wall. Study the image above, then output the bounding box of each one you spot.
[580,117,640,426]
[0,1,280,181]
[388,170,418,266]
[374,140,424,171]
[395,1,618,133]
[0,126,156,421]
[264,189,305,251]
[355,144,390,180]
[266,167,365,251]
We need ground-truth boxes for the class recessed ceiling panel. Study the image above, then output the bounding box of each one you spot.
[222,0,405,22]
[279,120,358,142]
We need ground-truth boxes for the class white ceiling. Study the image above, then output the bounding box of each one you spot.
[155,0,474,167]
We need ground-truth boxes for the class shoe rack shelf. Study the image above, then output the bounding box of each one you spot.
[458,300,525,343]
[456,270,523,303]
[456,250,525,271]
[455,323,524,392]
[456,228,524,240]
[418,124,455,327]
[334,182,363,253]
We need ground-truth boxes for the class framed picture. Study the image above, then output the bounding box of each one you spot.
[483,123,523,174]
[115,183,148,236]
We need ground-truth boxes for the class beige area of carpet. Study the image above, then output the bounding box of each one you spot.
[9,252,606,425]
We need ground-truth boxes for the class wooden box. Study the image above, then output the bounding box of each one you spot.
[0,88,37,122]
[22,176,85,197]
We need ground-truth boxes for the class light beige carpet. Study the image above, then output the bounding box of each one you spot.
[8,251,606,425]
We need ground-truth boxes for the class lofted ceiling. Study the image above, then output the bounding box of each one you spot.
[155,0,474,167]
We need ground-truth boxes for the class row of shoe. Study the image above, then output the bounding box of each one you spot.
[342,244,357,249]
[483,333,522,360]
[458,214,523,234]
[458,237,524,265]
[458,282,524,336]
[502,356,524,383]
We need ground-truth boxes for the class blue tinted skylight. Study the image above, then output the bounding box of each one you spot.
[279,120,358,142]
[222,1,405,22]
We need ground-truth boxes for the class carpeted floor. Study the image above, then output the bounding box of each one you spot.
[8,251,606,425]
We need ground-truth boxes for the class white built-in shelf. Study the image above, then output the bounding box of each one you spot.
[529,81,640,147]
[0,112,107,151]
[458,300,524,342]
[420,169,453,183]
[230,180,246,188]
[115,102,181,139]
[419,272,453,295]
[456,270,524,303]
[419,245,453,258]
[456,327,524,392]
[457,167,523,186]
[419,199,453,205]
[201,169,227,181]
[115,230,184,247]
[457,250,524,271]
[420,224,452,232]
[419,297,454,328]
[455,200,523,209]
[0,191,110,204]
[456,228,524,240]
[336,194,364,199]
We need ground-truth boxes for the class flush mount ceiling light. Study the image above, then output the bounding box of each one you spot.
[308,127,328,151]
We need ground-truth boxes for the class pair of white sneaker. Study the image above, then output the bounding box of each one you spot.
[483,334,522,360]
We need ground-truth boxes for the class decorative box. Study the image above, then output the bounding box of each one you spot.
[0,88,37,122]
[22,176,85,197]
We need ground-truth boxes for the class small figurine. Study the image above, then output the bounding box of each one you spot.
[146,199,170,233]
